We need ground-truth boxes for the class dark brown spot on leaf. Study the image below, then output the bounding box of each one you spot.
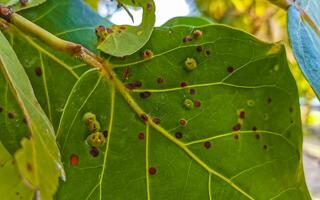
[103,130,108,138]
[189,88,196,95]
[70,154,79,166]
[147,2,152,9]
[232,123,241,131]
[8,112,16,119]
[152,117,160,125]
[149,167,157,175]
[205,49,211,56]
[139,92,151,99]
[267,98,272,104]
[180,82,187,87]
[106,27,113,34]
[138,132,145,140]
[90,147,99,157]
[233,133,239,140]
[122,67,129,80]
[183,36,192,43]
[35,67,42,76]
[26,163,32,172]
[255,133,260,140]
[194,100,201,108]
[227,66,234,73]
[126,81,142,90]
[193,30,202,39]
[20,0,28,6]
[204,141,211,149]
[239,111,245,119]
[252,126,257,131]
[175,132,183,139]
[140,114,149,122]
[142,49,153,59]
[0,107,3,113]
[157,77,164,84]
[179,119,187,126]
[196,46,203,52]
[263,144,268,150]
[289,107,293,113]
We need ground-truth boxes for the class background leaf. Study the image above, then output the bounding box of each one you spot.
[97,0,155,57]
[0,31,62,199]
[0,0,46,11]
[287,1,320,97]
[56,24,310,199]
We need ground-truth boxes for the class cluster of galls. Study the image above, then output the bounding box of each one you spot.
[95,25,128,44]
[83,112,106,147]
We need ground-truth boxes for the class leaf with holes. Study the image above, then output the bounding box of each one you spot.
[0,31,63,200]
[287,0,320,97]
[1,0,111,130]
[56,23,310,199]
[97,0,155,57]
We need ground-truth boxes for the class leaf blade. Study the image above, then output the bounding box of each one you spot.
[0,31,63,200]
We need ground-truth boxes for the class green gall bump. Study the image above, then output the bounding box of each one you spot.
[247,100,255,107]
[83,112,96,124]
[88,120,101,133]
[184,99,194,109]
[193,30,202,39]
[184,57,197,71]
[86,132,106,147]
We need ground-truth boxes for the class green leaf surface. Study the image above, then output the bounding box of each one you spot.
[56,24,310,199]
[162,16,214,27]
[97,0,155,57]
[287,1,320,97]
[3,0,111,130]
[0,31,62,199]
[0,142,33,200]
[0,0,46,11]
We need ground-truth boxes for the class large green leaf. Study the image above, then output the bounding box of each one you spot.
[287,1,320,97]
[2,0,111,130]
[97,0,155,57]
[56,24,310,199]
[0,142,33,200]
[0,31,62,199]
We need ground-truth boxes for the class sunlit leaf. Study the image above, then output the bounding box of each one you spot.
[97,0,155,57]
